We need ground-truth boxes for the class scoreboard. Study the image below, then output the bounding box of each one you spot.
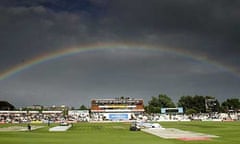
[91,98,144,113]
[161,107,183,114]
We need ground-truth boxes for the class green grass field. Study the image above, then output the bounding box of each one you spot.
[0,121,239,144]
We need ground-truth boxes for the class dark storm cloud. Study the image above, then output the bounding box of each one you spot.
[2,0,238,72]
[101,0,240,70]
[0,1,95,70]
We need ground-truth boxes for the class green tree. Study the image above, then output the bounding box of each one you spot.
[147,96,160,113]
[177,95,194,112]
[221,98,240,112]
[178,95,219,113]
[158,94,175,108]
[146,94,175,113]
[79,105,88,110]
[185,108,197,115]
[192,95,206,113]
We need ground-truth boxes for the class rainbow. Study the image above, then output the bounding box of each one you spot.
[0,43,238,80]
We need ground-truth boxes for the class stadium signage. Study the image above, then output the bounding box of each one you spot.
[109,113,129,120]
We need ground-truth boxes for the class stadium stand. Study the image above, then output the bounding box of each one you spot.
[90,97,144,121]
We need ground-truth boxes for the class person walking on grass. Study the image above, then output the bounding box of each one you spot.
[27,124,31,131]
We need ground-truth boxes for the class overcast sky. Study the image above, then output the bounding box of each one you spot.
[0,0,239,108]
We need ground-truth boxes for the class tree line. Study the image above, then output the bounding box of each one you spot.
[144,94,240,114]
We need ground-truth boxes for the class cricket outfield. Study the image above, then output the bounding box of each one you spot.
[0,121,239,144]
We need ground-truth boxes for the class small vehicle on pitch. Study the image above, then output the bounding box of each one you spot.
[129,122,141,131]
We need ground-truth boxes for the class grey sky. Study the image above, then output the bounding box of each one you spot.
[0,0,239,108]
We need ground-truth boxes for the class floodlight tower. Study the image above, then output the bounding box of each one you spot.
[205,98,217,118]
